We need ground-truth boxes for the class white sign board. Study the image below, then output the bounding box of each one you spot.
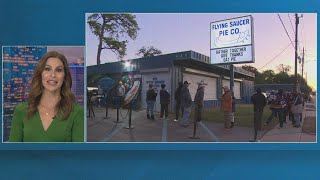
[210,15,254,64]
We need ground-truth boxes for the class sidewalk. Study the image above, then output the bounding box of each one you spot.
[87,100,316,143]
[259,101,316,143]
[87,107,264,142]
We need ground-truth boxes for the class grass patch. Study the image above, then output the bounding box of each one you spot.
[302,116,316,135]
[191,104,278,128]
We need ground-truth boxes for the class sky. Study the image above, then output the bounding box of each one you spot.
[86,13,317,90]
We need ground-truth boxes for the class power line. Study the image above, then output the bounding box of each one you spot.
[288,14,295,35]
[277,14,295,49]
[258,42,292,71]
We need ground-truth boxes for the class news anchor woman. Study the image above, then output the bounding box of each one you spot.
[9,51,84,142]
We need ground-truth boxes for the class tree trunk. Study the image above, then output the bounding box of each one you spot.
[97,41,102,65]
[96,15,106,65]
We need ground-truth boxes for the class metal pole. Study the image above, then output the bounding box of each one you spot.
[125,100,135,129]
[105,93,110,119]
[189,121,200,139]
[88,96,91,118]
[230,64,235,97]
[294,13,299,92]
[114,96,123,123]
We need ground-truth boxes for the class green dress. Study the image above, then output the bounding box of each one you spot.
[9,102,84,142]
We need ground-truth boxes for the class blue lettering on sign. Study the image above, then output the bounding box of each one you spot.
[219,30,228,36]
[155,80,165,84]
[213,17,251,48]
[231,28,240,35]
[229,18,250,27]
[212,23,228,30]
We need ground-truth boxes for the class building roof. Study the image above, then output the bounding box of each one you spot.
[87,50,255,79]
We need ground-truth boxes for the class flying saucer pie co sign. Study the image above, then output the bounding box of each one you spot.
[210,15,254,64]
[123,80,140,105]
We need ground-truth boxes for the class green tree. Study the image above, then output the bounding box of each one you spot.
[259,70,276,84]
[87,14,140,65]
[136,46,162,57]
[291,74,312,93]
[274,71,290,84]
[241,65,263,83]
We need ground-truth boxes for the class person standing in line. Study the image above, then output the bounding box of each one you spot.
[272,89,287,129]
[180,81,192,127]
[115,81,126,108]
[291,92,303,128]
[159,84,170,120]
[194,83,205,123]
[282,92,290,124]
[231,96,236,128]
[250,88,267,142]
[287,92,294,125]
[146,84,157,120]
[117,81,126,96]
[265,91,277,125]
[221,86,232,130]
[174,82,184,122]
[298,93,303,124]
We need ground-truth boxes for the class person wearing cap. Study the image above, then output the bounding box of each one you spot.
[250,88,267,142]
[194,82,205,123]
[221,86,233,129]
[146,83,157,120]
[180,81,192,127]
[159,84,170,120]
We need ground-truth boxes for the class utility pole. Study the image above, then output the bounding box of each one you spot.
[301,47,305,79]
[304,71,308,91]
[294,13,299,92]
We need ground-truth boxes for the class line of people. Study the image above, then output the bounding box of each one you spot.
[146,81,206,127]
[250,88,304,142]
[264,89,304,128]
[146,82,304,142]
[146,81,237,130]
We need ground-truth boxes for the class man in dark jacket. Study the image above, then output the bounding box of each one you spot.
[250,88,267,142]
[174,82,184,122]
[180,81,192,127]
[271,89,287,128]
[160,84,170,120]
[194,83,205,122]
[146,84,157,120]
